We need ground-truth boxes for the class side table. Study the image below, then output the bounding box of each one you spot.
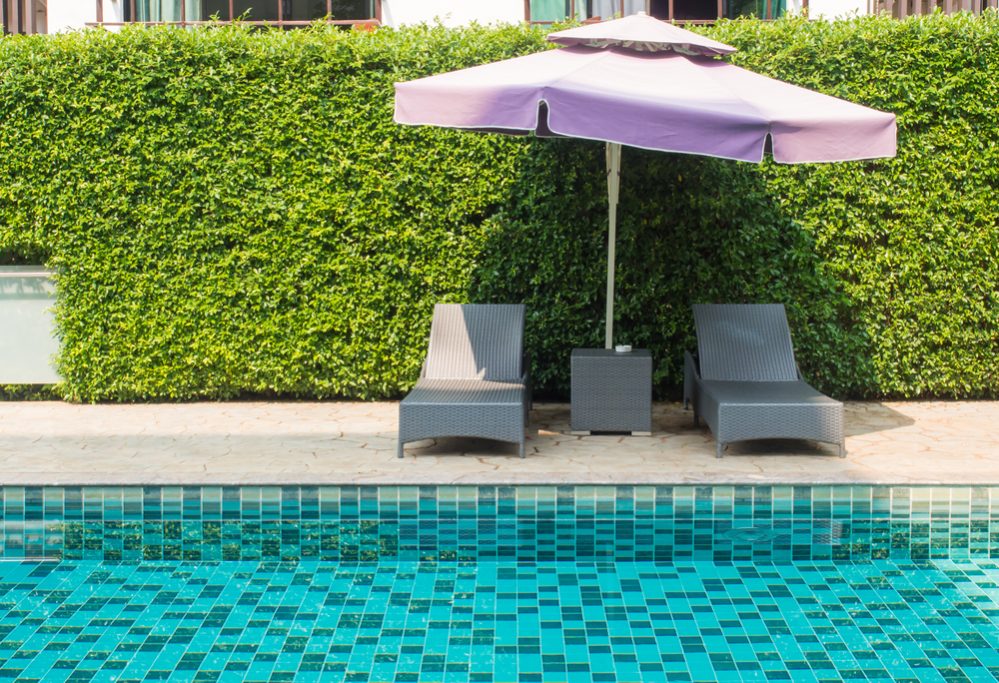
[570,348,652,435]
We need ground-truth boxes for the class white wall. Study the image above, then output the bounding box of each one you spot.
[807,0,870,18]
[46,0,94,32]
[47,0,124,32]
[381,0,525,27]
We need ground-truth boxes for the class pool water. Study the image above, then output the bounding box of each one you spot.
[2,559,998,682]
[1,486,997,682]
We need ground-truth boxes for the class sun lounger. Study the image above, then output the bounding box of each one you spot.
[398,303,529,458]
[684,304,845,458]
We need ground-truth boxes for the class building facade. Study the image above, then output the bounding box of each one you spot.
[4,0,996,35]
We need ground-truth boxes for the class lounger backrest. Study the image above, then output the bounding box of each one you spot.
[692,304,798,382]
[424,303,525,381]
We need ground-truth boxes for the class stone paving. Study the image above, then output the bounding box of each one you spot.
[0,400,996,485]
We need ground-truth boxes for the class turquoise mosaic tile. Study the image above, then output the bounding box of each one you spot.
[0,486,997,682]
[1,486,998,563]
[0,559,996,682]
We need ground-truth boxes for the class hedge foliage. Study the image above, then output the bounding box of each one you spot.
[0,14,996,401]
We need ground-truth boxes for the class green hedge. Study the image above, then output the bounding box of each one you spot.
[0,14,995,401]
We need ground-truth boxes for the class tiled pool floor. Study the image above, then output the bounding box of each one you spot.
[1,559,997,683]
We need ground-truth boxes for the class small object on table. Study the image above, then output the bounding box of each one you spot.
[614,344,632,353]
[570,348,652,435]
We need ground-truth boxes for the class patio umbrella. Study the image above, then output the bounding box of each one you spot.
[394,13,896,348]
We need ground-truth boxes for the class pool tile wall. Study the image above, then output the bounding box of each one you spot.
[0,486,997,563]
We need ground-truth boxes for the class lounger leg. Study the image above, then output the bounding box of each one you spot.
[397,441,405,459]
[838,442,846,458]
[518,441,526,459]
[693,410,700,427]
[716,441,724,459]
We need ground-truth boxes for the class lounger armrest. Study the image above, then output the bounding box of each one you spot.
[521,351,532,409]
[683,351,700,410]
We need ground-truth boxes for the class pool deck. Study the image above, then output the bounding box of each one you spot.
[0,400,995,486]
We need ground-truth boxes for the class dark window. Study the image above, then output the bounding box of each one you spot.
[201,0,228,19]
[231,1,279,21]
[288,0,327,20]
[329,0,373,20]
[657,0,719,20]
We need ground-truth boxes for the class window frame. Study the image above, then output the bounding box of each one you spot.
[4,0,41,34]
[523,0,806,23]
[524,0,650,24]
[91,0,382,28]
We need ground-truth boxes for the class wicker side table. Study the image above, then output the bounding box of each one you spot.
[570,348,652,435]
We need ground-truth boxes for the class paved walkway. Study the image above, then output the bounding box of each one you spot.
[0,401,995,486]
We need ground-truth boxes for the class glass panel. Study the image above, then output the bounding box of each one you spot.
[330,0,373,19]
[202,0,230,20]
[727,0,786,18]
[530,0,645,22]
[232,0,278,20]
[530,0,570,22]
[0,267,60,384]
[671,0,716,20]
[586,0,645,18]
[288,0,328,20]
[136,0,202,21]
[589,0,618,18]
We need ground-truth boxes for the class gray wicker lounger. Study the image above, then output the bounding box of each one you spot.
[398,303,530,458]
[684,304,845,458]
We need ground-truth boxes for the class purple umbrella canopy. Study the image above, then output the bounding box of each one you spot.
[394,13,897,347]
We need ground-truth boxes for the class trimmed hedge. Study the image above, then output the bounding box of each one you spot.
[0,14,996,401]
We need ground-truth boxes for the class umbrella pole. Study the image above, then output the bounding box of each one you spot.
[604,142,622,349]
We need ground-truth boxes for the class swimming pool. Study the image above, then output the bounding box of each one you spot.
[1,485,997,681]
